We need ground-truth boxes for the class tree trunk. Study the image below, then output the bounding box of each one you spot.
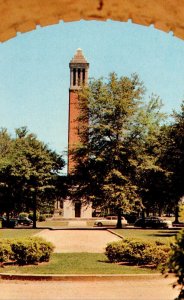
[6,210,10,227]
[158,207,162,217]
[173,205,179,224]
[33,191,37,229]
[116,209,122,229]
[141,210,145,220]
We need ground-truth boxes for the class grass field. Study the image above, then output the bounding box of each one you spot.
[1,253,158,275]
[111,228,179,243]
[37,220,69,227]
[0,227,179,242]
[0,227,178,275]
[0,228,42,239]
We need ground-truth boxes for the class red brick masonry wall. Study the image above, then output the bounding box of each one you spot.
[68,90,80,174]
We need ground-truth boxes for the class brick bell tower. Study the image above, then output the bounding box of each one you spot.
[68,48,89,174]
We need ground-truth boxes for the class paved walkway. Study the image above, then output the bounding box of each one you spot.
[35,229,121,252]
[0,228,180,299]
[68,220,87,227]
[0,277,179,300]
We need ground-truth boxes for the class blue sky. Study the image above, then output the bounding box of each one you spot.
[0,20,184,169]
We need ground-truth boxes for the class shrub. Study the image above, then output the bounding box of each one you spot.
[179,204,184,222]
[105,238,170,267]
[39,214,46,222]
[142,243,170,266]
[59,209,63,216]
[36,237,54,262]
[28,211,40,221]
[11,237,54,265]
[166,229,184,299]
[0,240,13,263]
[45,214,53,218]
[18,212,29,219]
[0,237,54,266]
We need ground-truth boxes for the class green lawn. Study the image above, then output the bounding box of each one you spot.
[111,228,179,243]
[38,220,93,227]
[0,228,42,239]
[37,220,69,227]
[0,227,178,275]
[1,253,158,275]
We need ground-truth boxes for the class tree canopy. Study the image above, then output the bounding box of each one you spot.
[159,101,184,221]
[69,73,167,227]
[0,127,65,227]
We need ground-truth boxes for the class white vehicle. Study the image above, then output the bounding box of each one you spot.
[94,216,127,227]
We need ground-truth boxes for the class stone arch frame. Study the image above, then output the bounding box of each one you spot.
[1,0,183,220]
[0,0,184,43]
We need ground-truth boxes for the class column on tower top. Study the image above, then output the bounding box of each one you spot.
[69,48,89,89]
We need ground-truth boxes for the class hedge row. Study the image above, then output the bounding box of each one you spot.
[0,237,54,265]
[0,240,12,263]
[105,238,170,267]
[19,212,47,222]
[166,229,184,299]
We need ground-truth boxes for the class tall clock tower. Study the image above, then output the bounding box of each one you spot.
[68,48,89,174]
[61,49,92,219]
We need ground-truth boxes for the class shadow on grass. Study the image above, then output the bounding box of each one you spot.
[97,259,111,264]
[148,230,179,238]
[97,260,156,269]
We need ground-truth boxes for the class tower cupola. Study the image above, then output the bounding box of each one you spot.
[69,48,89,90]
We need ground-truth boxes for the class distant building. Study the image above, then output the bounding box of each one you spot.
[62,49,92,218]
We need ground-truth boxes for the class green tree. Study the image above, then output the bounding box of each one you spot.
[0,128,15,220]
[161,102,184,222]
[69,73,165,227]
[128,98,169,216]
[166,229,184,299]
[0,127,65,227]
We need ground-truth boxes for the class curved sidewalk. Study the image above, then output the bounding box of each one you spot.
[35,228,122,253]
[0,228,180,299]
